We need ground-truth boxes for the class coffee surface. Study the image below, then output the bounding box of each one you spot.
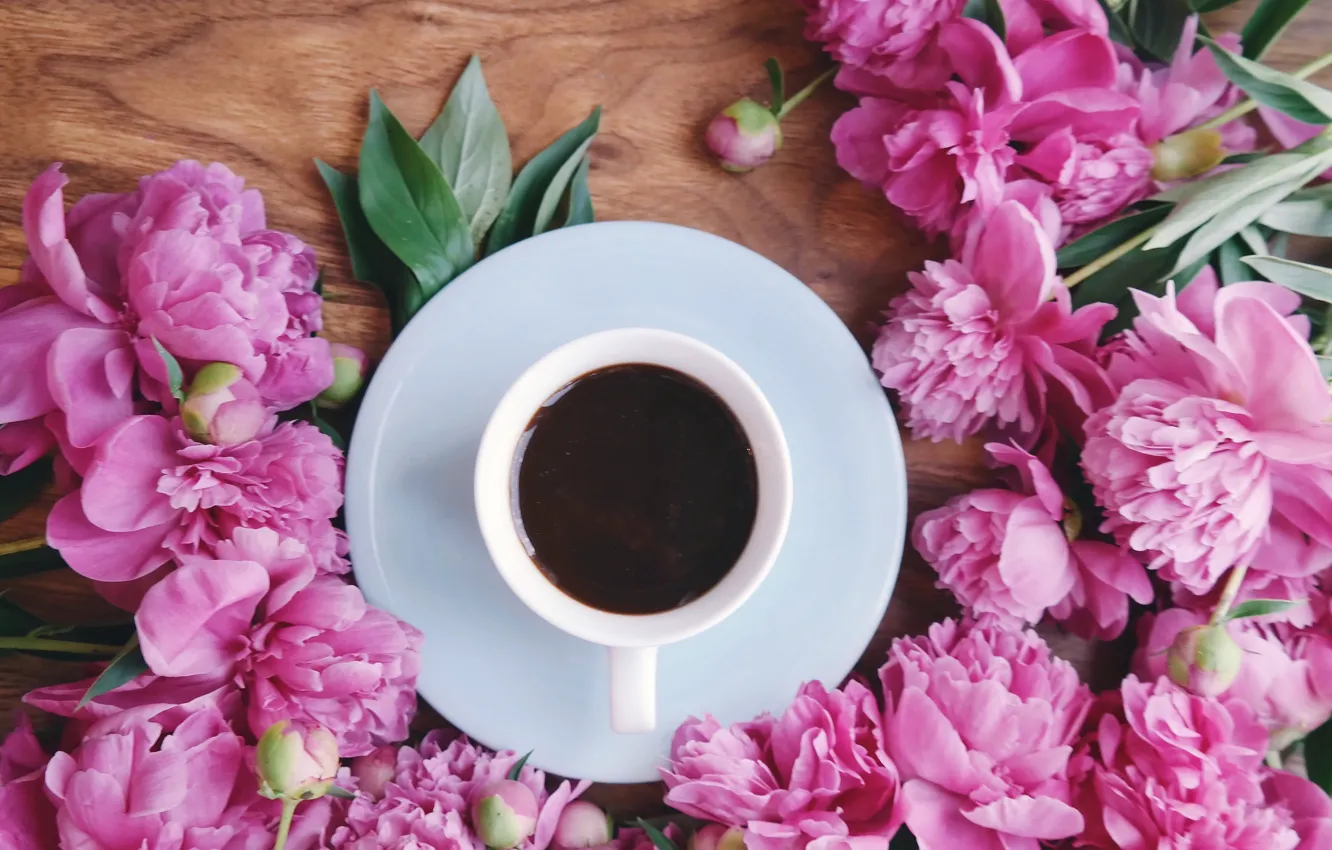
[514,364,758,614]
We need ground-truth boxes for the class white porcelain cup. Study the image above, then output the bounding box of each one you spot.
[475,328,793,734]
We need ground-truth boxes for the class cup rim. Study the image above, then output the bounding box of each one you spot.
[474,328,793,648]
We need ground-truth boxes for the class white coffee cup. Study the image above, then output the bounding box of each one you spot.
[475,328,792,734]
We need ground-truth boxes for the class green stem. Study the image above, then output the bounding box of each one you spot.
[775,66,837,121]
[272,798,299,850]
[1064,225,1159,288]
[0,636,124,655]
[1209,564,1251,626]
[1198,50,1332,131]
[0,537,46,557]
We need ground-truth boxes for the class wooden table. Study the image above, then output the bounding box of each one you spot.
[1,0,1327,808]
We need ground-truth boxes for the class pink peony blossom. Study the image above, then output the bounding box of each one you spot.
[46,415,347,585]
[329,733,589,850]
[1265,771,1332,850]
[1000,0,1109,54]
[1135,608,1332,746]
[878,619,1090,850]
[662,680,902,850]
[872,201,1114,444]
[1069,675,1299,849]
[1083,279,1332,594]
[803,0,965,91]
[914,443,1152,637]
[0,714,58,850]
[1015,130,1154,233]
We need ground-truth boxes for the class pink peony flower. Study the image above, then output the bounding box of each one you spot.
[1015,130,1154,233]
[1136,608,1332,747]
[879,619,1090,850]
[1069,675,1299,849]
[913,443,1151,637]
[1265,771,1332,850]
[1000,0,1108,54]
[329,733,589,850]
[0,714,58,850]
[1083,279,1332,594]
[662,680,902,850]
[803,0,965,91]
[872,201,1114,444]
[46,415,347,586]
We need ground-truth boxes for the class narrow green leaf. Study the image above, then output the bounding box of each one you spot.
[1169,172,1323,274]
[765,58,785,117]
[534,136,596,236]
[151,337,185,402]
[1242,0,1314,60]
[1241,255,1332,302]
[487,106,601,255]
[1238,225,1268,257]
[420,56,514,247]
[1260,197,1332,236]
[1098,0,1134,47]
[1071,242,1184,311]
[0,595,44,637]
[1203,37,1332,124]
[963,0,1006,40]
[0,541,66,580]
[635,820,680,850]
[326,786,357,800]
[359,90,475,300]
[0,458,52,525]
[78,634,148,709]
[1215,237,1249,284]
[1306,716,1332,791]
[1221,151,1267,165]
[507,750,533,781]
[309,403,346,451]
[1129,0,1192,62]
[1319,355,1332,379]
[563,156,595,228]
[1057,205,1173,268]
[1272,231,1292,257]
[1227,599,1301,620]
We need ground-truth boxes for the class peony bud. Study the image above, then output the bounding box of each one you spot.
[256,720,340,801]
[690,824,746,850]
[1151,128,1226,182]
[181,362,269,445]
[472,780,539,849]
[350,745,397,800]
[1166,624,1243,697]
[316,343,368,409]
[706,99,783,173]
[552,800,613,850]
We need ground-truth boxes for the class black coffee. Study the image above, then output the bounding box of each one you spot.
[513,364,758,615]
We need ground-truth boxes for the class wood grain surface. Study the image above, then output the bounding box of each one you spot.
[1,0,1328,809]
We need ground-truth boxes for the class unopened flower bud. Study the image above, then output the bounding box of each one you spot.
[1152,128,1226,182]
[1166,623,1243,697]
[256,720,340,801]
[316,343,368,409]
[706,99,783,173]
[472,780,539,849]
[552,800,612,850]
[181,362,268,446]
[350,745,397,800]
[690,824,746,850]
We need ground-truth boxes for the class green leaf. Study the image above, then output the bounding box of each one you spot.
[0,457,52,525]
[0,595,43,637]
[0,541,66,580]
[1238,225,1268,256]
[151,337,185,402]
[563,156,594,228]
[1203,37,1332,124]
[1260,197,1332,236]
[326,786,358,800]
[420,56,514,247]
[1128,0,1192,62]
[1241,255,1332,301]
[1306,716,1332,791]
[889,829,920,850]
[487,106,601,255]
[1227,599,1301,620]
[78,634,149,709]
[963,0,1006,40]
[359,90,475,301]
[1242,0,1314,60]
[1071,241,1184,311]
[1215,236,1249,284]
[534,136,596,236]
[1057,205,1173,268]
[1319,355,1332,379]
[1098,0,1134,47]
[1168,173,1322,274]
[506,750,533,781]
[635,820,680,850]
[1221,151,1267,165]
[765,58,785,117]
[309,403,346,451]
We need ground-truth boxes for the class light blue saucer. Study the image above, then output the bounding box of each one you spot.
[345,222,906,783]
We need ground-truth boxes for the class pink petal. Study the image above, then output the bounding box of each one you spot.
[0,297,96,423]
[21,164,117,321]
[962,795,1084,839]
[136,559,268,677]
[891,688,980,795]
[0,418,55,476]
[126,750,189,816]
[1009,90,1140,142]
[46,490,172,582]
[47,326,138,448]
[973,202,1055,318]
[939,19,1022,104]
[1015,30,1118,100]
[1215,293,1331,428]
[80,416,177,532]
[901,780,1006,850]
[998,500,1075,609]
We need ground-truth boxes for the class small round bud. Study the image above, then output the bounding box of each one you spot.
[255,720,340,801]
[705,99,783,173]
[552,800,612,850]
[1166,623,1243,698]
[349,745,397,800]
[472,780,539,849]
[1152,128,1225,182]
[690,825,745,850]
[316,344,368,409]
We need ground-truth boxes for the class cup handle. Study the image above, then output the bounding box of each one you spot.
[608,646,657,733]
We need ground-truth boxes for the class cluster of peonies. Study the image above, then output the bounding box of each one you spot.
[0,161,422,847]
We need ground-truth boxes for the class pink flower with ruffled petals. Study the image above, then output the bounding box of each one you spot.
[1016,130,1154,233]
[1000,0,1108,54]
[663,680,902,850]
[879,618,1091,850]
[803,0,965,91]
[1265,771,1332,850]
[872,201,1114,444]
[46,415,346,586]
[1083,277,1332,594]
[1069,675,1299,849]
[330,733,590,850]
[0,714,58,850]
